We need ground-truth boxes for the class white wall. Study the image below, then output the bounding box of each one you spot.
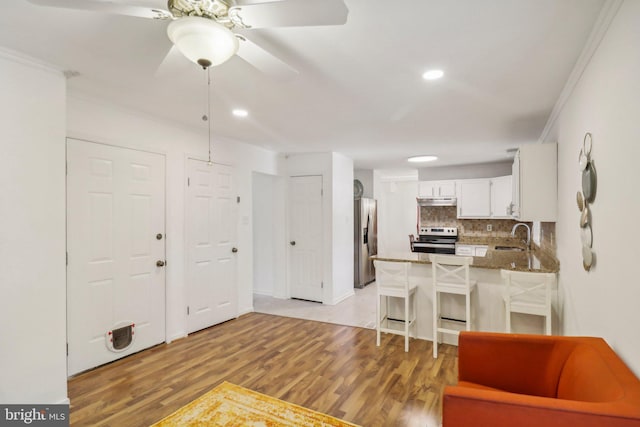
[67,92,284,341]
[331,153,354,304]
[252,172,286,298]
[0,50,67,403]
[418,161,512,181]
[544,0,640,374]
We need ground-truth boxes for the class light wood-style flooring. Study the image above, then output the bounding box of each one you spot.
[68,313,458,427]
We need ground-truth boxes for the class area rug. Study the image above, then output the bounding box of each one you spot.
[151,381,360,427]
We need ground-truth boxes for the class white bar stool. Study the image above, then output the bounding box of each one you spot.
[373,260,417,352]
[501,269,556,335]
[430,254,476,358]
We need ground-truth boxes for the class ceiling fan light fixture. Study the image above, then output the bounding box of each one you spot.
[167,16,239,67]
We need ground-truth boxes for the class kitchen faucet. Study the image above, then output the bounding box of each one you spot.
[511,223,531,249]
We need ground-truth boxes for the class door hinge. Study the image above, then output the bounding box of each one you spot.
[187,177,190,187]
[187,306,190,315]
[321,189,323,196]
[66,252,68,266]
[66,343,68,356]
[237,196,240,203]
[65,162,68,176]
[321,281,324,289]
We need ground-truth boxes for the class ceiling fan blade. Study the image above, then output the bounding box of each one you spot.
[155,45,197,78]
[230,0,348,29]
[25,0,172,20]
[235,35,298,80]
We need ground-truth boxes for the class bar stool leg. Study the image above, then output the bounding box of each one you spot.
[433,290,438,358]
[404,293,409,352]
[376,294,381,346]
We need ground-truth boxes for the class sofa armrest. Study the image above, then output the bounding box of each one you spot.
[457,332,576,397]
[443,385,639,427]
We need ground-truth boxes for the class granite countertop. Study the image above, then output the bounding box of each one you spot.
[372,237,559,273]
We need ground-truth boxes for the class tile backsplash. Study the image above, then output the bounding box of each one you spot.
[418,206,557,257]
[539,222,556,253]
[419,206,531,239]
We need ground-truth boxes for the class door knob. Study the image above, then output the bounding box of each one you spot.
[232,247,238,253]
[156,260,165,267]
[290,241,296,246]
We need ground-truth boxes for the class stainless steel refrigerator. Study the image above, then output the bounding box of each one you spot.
[354,198,377,288]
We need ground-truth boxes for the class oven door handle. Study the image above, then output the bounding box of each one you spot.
[412,242,456,249]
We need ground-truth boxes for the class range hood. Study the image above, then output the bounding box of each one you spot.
[417,196,457,207]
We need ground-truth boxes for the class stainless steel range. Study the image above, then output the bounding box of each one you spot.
[411,226,458,254]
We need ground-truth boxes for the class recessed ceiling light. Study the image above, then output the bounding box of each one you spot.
[232,108,248,117]
[408,155,438,163]
[422,69,444,80]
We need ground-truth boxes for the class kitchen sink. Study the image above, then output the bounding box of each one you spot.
[494,246,525,252]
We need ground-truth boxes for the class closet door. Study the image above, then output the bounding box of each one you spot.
[67,139,166,375]
[186,159,238,333]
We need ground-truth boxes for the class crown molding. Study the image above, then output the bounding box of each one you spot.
[0,46,63,76]
[538,0,624,142]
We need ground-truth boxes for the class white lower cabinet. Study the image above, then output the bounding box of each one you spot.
[455,244,488,257]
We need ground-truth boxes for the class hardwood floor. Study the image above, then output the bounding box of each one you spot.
[68,313,458,427]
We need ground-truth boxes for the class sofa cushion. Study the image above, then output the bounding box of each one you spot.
[558,343,625,402]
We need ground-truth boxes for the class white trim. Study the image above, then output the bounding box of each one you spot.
[238,307,254,316]
[329,290,356,306]
[166,331,188,344]
[0,46,63,75]
[539,0,623,142]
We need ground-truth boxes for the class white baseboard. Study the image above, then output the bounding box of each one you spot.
[238,306,254,316]
[166,331,187,344]
[329,290,355,305]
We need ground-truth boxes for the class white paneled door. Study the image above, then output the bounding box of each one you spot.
[186,159,238,334]
[288,175,323,303]
[66,140,166,376]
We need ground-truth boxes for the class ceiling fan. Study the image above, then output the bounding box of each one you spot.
[26,0,349,78]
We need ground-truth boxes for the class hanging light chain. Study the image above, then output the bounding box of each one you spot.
[202,65,213,166]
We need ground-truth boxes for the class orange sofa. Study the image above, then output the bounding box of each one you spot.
[443,332,640,427]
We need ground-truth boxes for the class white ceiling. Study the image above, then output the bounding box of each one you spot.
[0,0,604,169]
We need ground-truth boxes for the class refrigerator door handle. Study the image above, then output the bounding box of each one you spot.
[364,214,370,249]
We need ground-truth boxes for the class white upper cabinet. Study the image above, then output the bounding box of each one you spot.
[457,179,491,218]
[490,175,513,218]
[418,180,456,197]
[511,143,557,221]
[455,176,513,219]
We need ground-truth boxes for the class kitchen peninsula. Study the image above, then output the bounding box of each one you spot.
[371,241,559,345]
